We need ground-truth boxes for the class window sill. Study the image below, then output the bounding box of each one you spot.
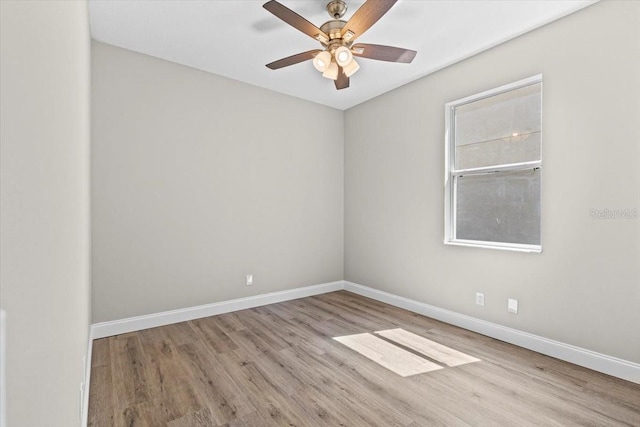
[445,239,542,253]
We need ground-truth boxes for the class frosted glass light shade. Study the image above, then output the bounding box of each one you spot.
[335,46,353,66]
[313,51,332,72]
[322,60,339,80]
[342,59,360,77]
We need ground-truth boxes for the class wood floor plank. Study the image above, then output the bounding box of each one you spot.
[109,334,151,410]
[318,337,471,426]
[136,337,203,422]
[118,403,152,427]
[240,310,324,358]
[163,321,202,346]
[226,329,280,364]
[212,350,318,427]
[376,328,480,367]
[222,409,281,427]
[136,324,173,345]
[333,332,444,377]
[280,344,415,426]
[287,298,336,322]
[91,338,111,368]
[176,341,257,425]
[308,296,395,332]
[323,291,438,333]
[232,309,293,352]
[189,317,238,354]
[166,407,214,427]
[208,312,246,334]
[88,366,114,426]
[120,400,167,427]
[89,291,640,426]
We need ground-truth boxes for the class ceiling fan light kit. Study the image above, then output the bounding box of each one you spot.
[322,60,339,80]
[313,50,332,72]
[343,59,360,77]
[334,46,353,66]
[263,0,417,91]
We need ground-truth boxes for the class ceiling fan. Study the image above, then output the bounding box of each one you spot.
[263,0,417,90]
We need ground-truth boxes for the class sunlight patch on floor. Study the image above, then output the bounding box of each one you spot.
[333,333,443,377]
[334,328,480,377]
[376,328,480,367]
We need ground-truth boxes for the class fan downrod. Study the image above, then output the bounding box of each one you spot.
[326,0,347,19]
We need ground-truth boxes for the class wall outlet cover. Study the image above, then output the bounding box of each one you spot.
[508,298,519,314]
[246,274,253,286]
[475,292,485,306]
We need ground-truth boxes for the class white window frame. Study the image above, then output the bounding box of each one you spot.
[444,75,543,253]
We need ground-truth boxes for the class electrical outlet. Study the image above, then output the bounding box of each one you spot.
[475,292,485,306]
[245,274,253,286]
[508,298,518,314]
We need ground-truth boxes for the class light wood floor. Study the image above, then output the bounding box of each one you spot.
[88,291,640,426]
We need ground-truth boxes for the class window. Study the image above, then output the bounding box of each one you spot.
[444,75,542,252]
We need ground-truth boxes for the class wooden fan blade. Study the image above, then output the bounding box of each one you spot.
[263,0,329,41]
[335,65,349,90]
[266,49,322,70]
[352,43,417,63]
[340,0,397,41]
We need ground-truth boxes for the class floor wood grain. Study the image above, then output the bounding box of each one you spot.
[375,328,480,367]
[89,291,640,426]
[333,332,443,376]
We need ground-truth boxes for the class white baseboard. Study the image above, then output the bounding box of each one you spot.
[343,281,640,384]
[91,281,344,340]
[87,279,639,386]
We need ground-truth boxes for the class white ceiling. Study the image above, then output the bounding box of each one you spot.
[89,0,597,110]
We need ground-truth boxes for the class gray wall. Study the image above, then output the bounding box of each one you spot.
[92,42,344,323]
[345,0,640,363]
[0,1,91,425]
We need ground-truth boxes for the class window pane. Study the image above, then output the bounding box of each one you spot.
[455,83,541,169]
[455,169,540,245]
[456,131,540,170]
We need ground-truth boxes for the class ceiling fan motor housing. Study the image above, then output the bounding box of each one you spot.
[326,0,347,19]
[319,20,353,51]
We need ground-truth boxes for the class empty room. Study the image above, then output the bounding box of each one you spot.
[1,0,639,426]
